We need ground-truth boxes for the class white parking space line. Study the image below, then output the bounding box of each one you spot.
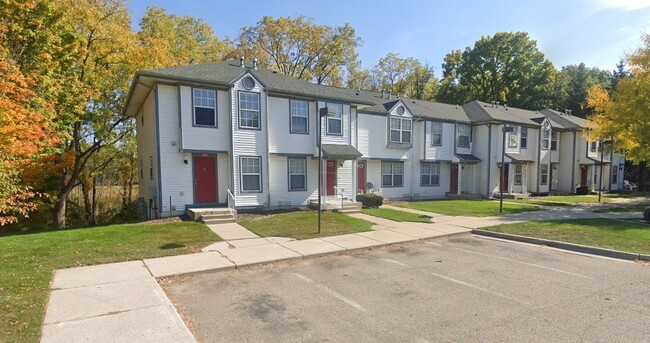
[425,241,442,247]
[451,247,594,279]
[380,258,410,267]
[293,273,369,314]
[429,271,531,306]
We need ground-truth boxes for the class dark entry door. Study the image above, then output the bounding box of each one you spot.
[580,167,588,186]
[326,160,337,195]
[502,164,509,193]
[450,164,459,194]
[357,161,366,194]
[194,156,217,203]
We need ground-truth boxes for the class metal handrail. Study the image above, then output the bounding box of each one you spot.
[226,189,237,221]
[333,186,345,209]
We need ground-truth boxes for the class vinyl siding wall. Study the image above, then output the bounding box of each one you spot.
[179,86,230,152]
[136,90,158,206]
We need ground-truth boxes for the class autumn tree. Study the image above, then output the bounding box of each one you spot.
[587,34,650,165]
[370,53,438,100]
[137,6,233,68]
[555,63,612,117]
[237,16,361,86]
[437,32,556,109]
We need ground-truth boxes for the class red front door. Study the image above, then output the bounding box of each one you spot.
[580,166,588,186]
[450,164,459,194]
[194,156,217,203]
[502,164,509,192]
[326,160,336,196]
[357,161,366,194]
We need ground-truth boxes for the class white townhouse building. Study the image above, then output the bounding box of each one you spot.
[123,60,624,218]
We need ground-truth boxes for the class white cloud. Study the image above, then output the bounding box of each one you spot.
[596,0,650,11]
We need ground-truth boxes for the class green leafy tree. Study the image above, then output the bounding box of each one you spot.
[556,63,612,117]
[587,34,650,165]
[438,32,556,109]
[237,16,361,86]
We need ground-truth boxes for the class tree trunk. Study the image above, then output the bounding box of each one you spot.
[82,178,92,224]
[54,193,67,229]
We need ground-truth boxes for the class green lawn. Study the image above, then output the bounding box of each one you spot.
[595,204,650,213]
[362,208,432,223]
[394,200,540,217]
[482,219,650,254]
[532,195,608,204]
[0,221,219,343]
[239,210,373,240]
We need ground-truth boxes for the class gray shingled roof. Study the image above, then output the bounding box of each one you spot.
[462,100,543,126]
[355,90,472,123]
[539,109,587,130]
[137,60,375,105]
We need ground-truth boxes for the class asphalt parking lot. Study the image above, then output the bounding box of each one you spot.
[164,235,650,342]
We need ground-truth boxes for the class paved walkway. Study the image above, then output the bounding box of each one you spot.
[41,200,647,342]
[41,216,472,342]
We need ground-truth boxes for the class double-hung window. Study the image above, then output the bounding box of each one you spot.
[240,156,262,192]
[514,165,523,185]
[551,131,558,150]
[239,92,260,129]
[520,127,528,148]
[288,158,307,191]
[457,124,471,148]
[508,126,518,148]
[589,141,597,153]
[542,128,550,150]
[421,163,440,186]
[194,88,216,126]
[612,166,618,184]
[431,122,442,146]
[325,102,343,135]
[541,164,549,185]
[390,117,412,144]
[381,161,403,187]
[290,100,308,134]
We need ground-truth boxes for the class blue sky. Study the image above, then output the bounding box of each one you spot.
[126,0,650,75]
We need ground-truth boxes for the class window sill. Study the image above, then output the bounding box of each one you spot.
[381,185,404,188]
[386,142,412,149]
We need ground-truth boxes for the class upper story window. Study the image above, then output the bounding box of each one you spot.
[290,100,308,134]
[589,141,597,153]
[551,131,558,150]
[193,88,216,127]
[390,117,412,144]
[457,123,471,148]
[431,122,442,146]
[508,126,518,148]
[521,127,528,148]
[325,102,343,135]
[542,128,550,150]
[239,92,260,129]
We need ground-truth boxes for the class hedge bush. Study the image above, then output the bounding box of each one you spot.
[575,186,590,195]
[356,193,383,208]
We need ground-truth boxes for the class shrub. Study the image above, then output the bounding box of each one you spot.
[575,186,590,195]
[643,207,650,222]
[356,193,383,208]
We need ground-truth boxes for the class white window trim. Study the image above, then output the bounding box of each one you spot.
[431,122,442,146]
[551,131,558,151]
[325,102,343,136]
[514,165,523,185]
[542,128,550,150]
[521,127,528,149]
[289,99,309,134]
[240,156,262,193]
[541,164,549,185]
[288,157,307,191]
[238,91,261,129]
[421,162,440,187]
[193,88,217,127]
[382,161,404,187]
[389,117,412,144]
[457,124,471,148]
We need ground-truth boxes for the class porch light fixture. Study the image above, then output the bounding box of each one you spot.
[500,126,514,213]
[318,106,337,234]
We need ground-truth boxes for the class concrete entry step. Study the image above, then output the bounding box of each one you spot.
[202,218,236,225]
[188,207,235,225]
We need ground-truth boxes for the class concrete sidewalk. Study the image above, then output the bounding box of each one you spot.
[41,219,471,342]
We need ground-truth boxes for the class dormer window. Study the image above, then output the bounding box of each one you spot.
[239,91,260,129]
[507,125,518,148]
[389,116,412,144]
